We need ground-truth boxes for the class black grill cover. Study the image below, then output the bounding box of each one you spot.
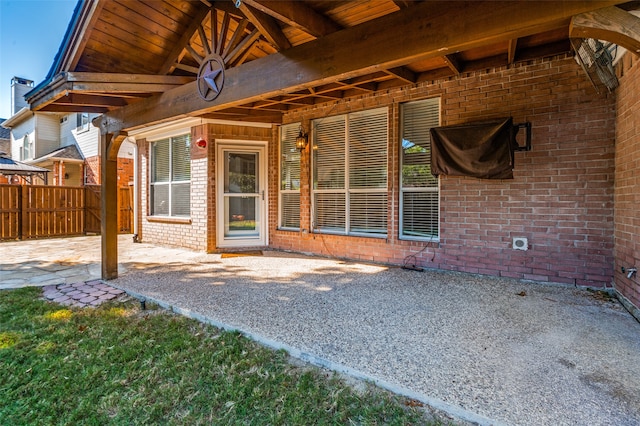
[430,117,517,179]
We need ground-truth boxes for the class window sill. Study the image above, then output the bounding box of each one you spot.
[313,230,388,239]
[399,235,440,243]
[146,216,192,225]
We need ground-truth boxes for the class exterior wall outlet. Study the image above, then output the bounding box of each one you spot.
[513,237,528,251]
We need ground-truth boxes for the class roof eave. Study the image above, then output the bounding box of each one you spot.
[2,108,33,128]
[25,0,96,107]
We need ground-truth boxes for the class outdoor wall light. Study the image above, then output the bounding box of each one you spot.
[195,137,207,148]
[296,128,308,152]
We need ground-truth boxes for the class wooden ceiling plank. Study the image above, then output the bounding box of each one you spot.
[63,0,106,72]
[158,5,211,74]
[238,3,291,50]
[242,0,342,38]
[83,30,160,71]
[570,6,640,55]
[115,1,183,34]
[86,1,626,130]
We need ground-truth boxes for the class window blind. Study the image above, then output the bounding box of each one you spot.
[150,134,191,217]
[279,123,301,229]
[312,108,388,236]
[400,98,440,239]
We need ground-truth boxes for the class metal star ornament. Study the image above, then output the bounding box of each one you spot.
[197,54,225,101]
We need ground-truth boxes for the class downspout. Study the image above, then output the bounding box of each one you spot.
[131,137,140,242]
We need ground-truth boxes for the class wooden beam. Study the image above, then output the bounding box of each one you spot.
[385,66,417,83]
[224,18,250,55]
[570,6,640,55]
[29,72,194,110]
[508,38,519,64]
[100,131,127,280]
[94,0,624,132]
[60,93,127,107]
[40,104,109,113]
[393,0,419,9]
[241,0,342,38]
[224,29,261,65]
[216,12,231,55]
[443,54,463,74]
[238,2,291,50]
[64,72,194,84]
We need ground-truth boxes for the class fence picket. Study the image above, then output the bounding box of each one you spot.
[0,184,132,240]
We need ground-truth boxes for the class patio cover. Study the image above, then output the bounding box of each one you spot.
[0,154,50,184]
[18,0,640,280]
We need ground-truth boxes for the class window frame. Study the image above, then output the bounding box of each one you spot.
[21,135,32,160]
[311,107,389,238]
[76,112,90,133]
[399,97,441,241]
[278,123,302,230]
[149,134,191,218]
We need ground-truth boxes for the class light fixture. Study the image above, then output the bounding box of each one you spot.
[295,127,308,152]
[195,137,207,148]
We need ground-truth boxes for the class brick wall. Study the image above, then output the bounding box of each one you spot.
[84,155,133,187]
[139,123,271,252]
[85,156,100,185]
[270,53,616,288]
[614,52,640,315]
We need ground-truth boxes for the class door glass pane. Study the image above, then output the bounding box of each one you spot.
[222,150,261,240]
[225,152,257,193]
[225,196,259,237]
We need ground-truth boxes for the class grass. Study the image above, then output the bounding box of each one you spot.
[0,287,444,425]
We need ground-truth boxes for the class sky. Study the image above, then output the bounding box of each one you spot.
[0,0,77,120]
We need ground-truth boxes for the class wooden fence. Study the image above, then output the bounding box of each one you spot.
[0,184,132,240]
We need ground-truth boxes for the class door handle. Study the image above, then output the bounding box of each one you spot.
[261,190,265,200]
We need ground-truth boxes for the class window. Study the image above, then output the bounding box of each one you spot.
[279,123,301,229]
[150,134,191,217]
[312,108,388,237]
[400,98,440,240]
[21,135,33,160]
[76,112,90,132]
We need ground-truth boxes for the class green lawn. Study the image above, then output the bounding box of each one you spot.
[0,287,443,425]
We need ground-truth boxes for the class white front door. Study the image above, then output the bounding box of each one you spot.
[216,142,267,248]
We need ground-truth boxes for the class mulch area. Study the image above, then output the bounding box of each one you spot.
[42,280,126,308]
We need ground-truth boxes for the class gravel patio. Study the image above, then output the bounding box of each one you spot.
[2,235,639,425]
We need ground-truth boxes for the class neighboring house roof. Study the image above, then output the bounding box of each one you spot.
[31,144,84,164]
[0,119,10,139]
[0,153,50,175]
[1,107,32,128]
